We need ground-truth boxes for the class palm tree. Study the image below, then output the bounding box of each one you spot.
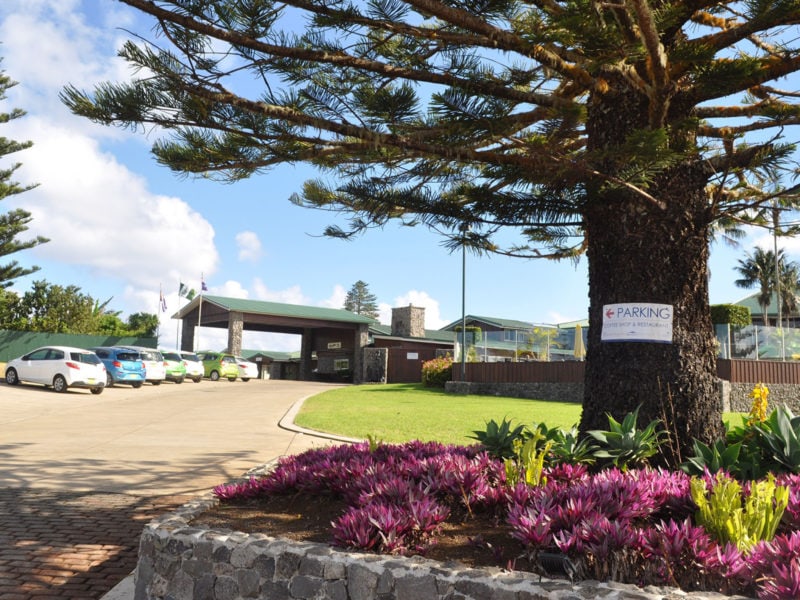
[779,261,800,326]
[734,248,782,326]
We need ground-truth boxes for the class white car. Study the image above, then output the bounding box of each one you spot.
[234,356,258,382]
[4,346,106,394]
[178,350,205,383]
[120,346,167,385]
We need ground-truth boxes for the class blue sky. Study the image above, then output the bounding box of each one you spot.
[0,0,797,351]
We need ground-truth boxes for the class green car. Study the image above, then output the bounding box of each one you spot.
[160,350,187,383]
[198,351,239,381]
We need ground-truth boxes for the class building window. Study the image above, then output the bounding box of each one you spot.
[334,358,350,371]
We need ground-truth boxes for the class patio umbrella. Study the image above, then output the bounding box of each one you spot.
[573,324,586,361]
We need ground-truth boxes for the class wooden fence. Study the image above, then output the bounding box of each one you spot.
[452,359,800,385]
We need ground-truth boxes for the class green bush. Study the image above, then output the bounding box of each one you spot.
[710,304,751,326]
[421,355,453,387]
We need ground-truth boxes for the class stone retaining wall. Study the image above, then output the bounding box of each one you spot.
[134,494,750,600]
[445,381,583,404]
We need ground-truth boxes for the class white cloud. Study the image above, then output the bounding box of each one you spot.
[252,279,310,304]
[5,118,218,290]
[236,231,263,262]
[320,284,346,309]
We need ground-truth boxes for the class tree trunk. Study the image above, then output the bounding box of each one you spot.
[578,87,725,466]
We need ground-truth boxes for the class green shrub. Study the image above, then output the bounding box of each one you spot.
[421,355,453,387]
[710,304,751,326]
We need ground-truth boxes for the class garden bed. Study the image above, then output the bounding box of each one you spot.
[133,488,748,600]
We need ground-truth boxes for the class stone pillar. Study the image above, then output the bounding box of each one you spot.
[363,347,388,383]
[300,328,314,381]
[227,311,244,356]
[352,324,369,384]
[391,305,426,337]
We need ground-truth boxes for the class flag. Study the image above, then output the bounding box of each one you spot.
[159,290,167,313]
[179,282,196,300]
[201,274,208,292]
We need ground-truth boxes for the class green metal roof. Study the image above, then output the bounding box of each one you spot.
[176,294,377,324]
[369,324,456,343]
[440,315,537,331]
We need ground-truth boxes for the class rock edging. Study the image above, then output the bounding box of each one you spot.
[133,493,751,600]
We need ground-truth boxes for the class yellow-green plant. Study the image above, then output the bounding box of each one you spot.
[504,431,552,487]
[691,472,788,552]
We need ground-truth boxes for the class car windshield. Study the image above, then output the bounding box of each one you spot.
[163,353,181,361]
[140,351,158,361]
[117,351,140,361]
[182,353,200,362]
[69,352,101,365]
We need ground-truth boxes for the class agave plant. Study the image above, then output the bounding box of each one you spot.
[587,405,666,470]
[679,438,742,477]
[755,405,800,474]
[469,417,527,459]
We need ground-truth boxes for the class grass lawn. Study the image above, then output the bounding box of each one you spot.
[295,383,583,445]
[295,383,746,446]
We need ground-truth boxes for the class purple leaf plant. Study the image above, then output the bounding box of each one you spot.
[212,440,800,596]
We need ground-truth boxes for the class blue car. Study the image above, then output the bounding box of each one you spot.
[90,346,146,388]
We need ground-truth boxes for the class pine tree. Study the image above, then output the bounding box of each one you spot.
[61,0,800,464]
[0,64,48,287]
[344,281,379,319]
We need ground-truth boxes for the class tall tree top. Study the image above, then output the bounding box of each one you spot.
[344,280,380,319]
[61,0,800,260]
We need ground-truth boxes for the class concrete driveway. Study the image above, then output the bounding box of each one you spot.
[0,378,350,599]
[0,378,345,495]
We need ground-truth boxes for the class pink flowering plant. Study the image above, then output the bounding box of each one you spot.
[213,394,800,598]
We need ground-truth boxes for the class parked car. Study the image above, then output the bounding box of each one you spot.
[234,356,258,382]
[198,350,239,381]
[90,346,146,388]
[160,350,187,384]
[4,346,106,394]
[119,346,167,385]
[178,350,204,383]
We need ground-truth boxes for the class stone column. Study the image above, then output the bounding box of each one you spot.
[300,328,314,381]
[227,311,244,356]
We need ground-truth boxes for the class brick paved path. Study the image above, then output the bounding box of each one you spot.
[0,489,195,599]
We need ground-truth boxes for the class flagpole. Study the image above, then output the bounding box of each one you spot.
[197,276,204,352]
[176,280,181,349]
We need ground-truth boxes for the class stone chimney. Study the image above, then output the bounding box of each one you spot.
[391,305,426,338]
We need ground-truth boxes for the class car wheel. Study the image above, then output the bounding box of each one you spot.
[132,382,143,389]
[53,375,68,393]
[106,373,114,387]
[242,378,250,382]
[228,377,237,382]
[152,380,162,386]
[5,368,19,385]
[90,386,104,395]
[193,377,202,383]
[210,370,220,381]
[175,377,184,384]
